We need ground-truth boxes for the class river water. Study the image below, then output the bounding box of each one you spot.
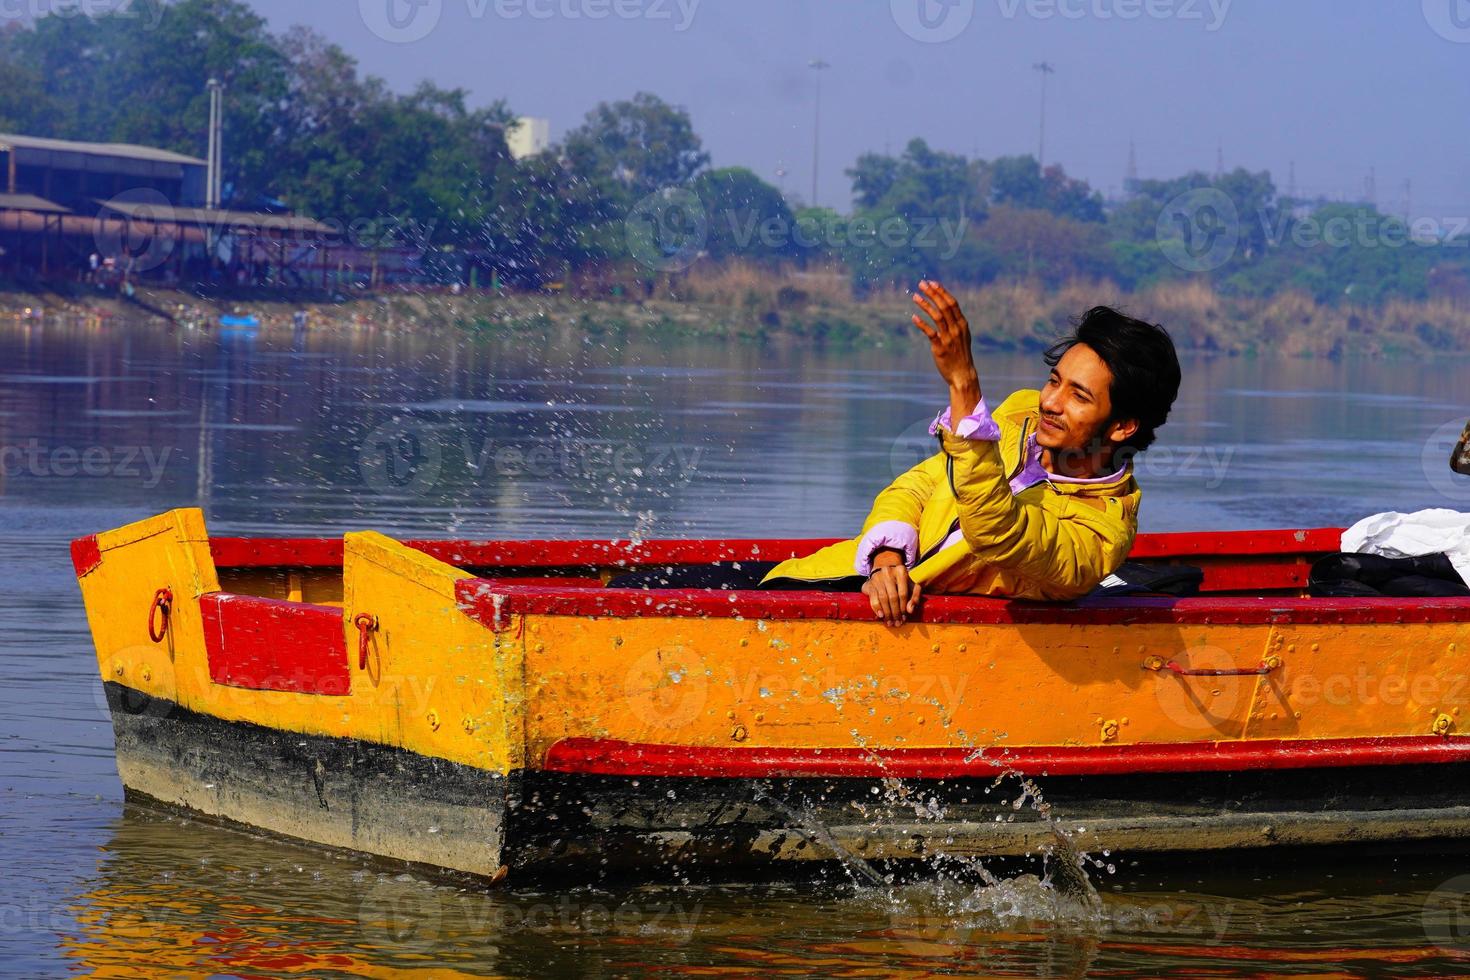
[3,316,1470,977]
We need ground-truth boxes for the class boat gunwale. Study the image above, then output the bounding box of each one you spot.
[454,579,1470,628]
[73,525,1470,626]
[201,526,1348,570]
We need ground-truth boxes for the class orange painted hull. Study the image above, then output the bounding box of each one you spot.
[72,509,1470,879]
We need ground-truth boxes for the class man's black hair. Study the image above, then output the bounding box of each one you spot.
[1043,306,1181,454]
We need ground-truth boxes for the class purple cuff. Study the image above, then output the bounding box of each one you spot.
[854,520,919,576]
[928,396,1002,441]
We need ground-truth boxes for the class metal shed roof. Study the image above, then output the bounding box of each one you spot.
[96,199,336,236]
[0,133,206,166]
[0,193,72,214]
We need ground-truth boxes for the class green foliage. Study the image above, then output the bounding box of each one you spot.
[4,0,287,202]
[3,4,1466,307]
[989,155,1105,223]
[561,92,709,208]
[688,166,797,264]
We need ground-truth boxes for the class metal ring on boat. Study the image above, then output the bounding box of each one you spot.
[354,613,378,670]
[147,588,172,643]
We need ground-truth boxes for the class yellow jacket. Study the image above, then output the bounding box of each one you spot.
[760,389,1141,601]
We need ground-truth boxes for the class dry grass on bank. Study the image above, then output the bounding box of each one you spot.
[6,262,1470,357]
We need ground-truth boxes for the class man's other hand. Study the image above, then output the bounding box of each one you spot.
[862,548,923,627]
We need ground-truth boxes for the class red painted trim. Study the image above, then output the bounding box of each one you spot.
[1126,528,1342,558]
[1195,560,1313,593]
[200,593,349,696]
[208,527,1346,571]
[457,578,1470,628]
[70,534,102,578]
[543,735,1470,780]
[208,536,832,570]
[211,538,344,568]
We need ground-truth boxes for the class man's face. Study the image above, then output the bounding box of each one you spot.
[1037,343,1133,453]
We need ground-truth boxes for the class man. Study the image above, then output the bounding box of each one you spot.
[758,281,1181,623]
[608,281,1180,620]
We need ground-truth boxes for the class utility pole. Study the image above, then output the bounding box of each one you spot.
[809,58,831,208]
[206,78,225,209]
[1032,62,1055,168]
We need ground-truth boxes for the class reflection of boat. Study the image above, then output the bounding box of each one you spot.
[73,508,1470,881]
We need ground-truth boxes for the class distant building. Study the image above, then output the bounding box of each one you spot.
[0,133,207,212]
[507,117,551,161]
[0,132,338,285]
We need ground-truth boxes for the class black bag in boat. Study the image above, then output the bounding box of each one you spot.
[1308,552,1469,598]
[1088,562,1204,598]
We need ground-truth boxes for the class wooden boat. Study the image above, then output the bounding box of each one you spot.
[73,508,1470,881]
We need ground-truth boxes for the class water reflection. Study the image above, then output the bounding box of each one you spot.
[5,317,1470,976]
[51,805,1470,978]
[1,319,1466,539]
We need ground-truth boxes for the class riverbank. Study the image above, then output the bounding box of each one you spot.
[3,272,1469,358]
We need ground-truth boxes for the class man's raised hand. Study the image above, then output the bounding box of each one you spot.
[911,280,977,388]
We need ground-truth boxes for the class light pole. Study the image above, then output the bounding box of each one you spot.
[206,77,225,209]
[1032,61,1054,169]
[809,58,831,209]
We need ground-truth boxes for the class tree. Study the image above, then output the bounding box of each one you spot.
[989,155,1105,223]
[845,138,979,223]
[973,205,1113,286]
[688,166,796,264]
[6,0,290,205]
[561,92,709,206]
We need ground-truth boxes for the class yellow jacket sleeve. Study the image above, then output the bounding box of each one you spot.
[938,430,1134,599]
[860,450,946,533]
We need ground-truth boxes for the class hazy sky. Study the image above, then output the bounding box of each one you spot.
[241,0,1470,217]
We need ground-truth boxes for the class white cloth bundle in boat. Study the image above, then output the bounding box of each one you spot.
[1341,508,1470,585]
